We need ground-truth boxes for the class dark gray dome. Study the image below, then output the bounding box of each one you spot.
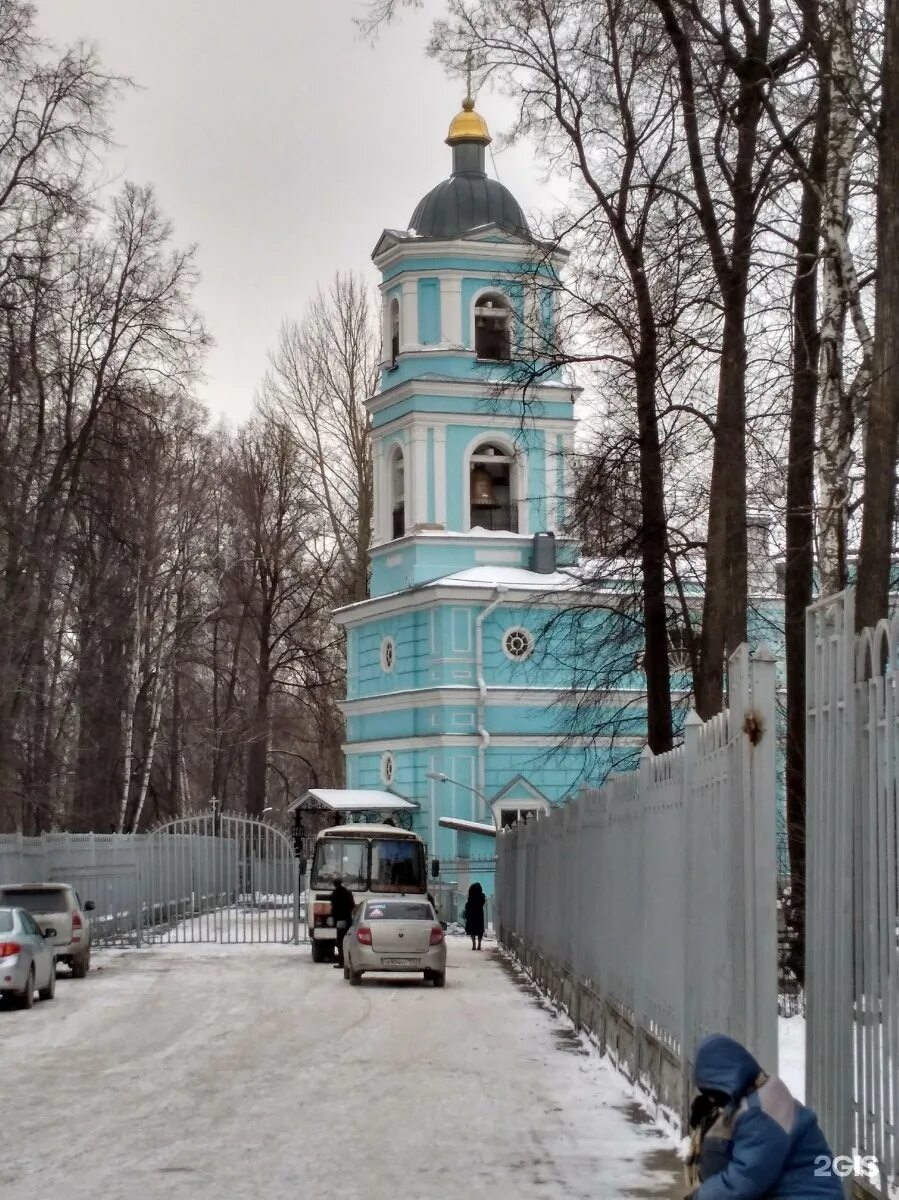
[409,173,530,240]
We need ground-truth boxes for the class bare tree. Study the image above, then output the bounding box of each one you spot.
[264,272,377,605]
[231,417,336,817]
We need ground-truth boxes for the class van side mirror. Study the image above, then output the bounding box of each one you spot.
[44,928,57,938]
[84,901,95,912]
[430,858,440,879]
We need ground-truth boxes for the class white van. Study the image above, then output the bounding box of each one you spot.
[306,824,427,961]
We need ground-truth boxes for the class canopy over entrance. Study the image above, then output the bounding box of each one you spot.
[287,788,418,815]
[288,790,420,854]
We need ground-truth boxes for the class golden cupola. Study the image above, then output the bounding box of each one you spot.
[446,95,492,146]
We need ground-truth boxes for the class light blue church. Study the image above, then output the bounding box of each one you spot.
[332,94,646,871]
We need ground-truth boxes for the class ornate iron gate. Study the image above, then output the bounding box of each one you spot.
[144,813,301,944]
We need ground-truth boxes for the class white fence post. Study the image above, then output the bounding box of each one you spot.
[748,642,779,1074]
[680,708,702,1117]
[806,591,856,1168]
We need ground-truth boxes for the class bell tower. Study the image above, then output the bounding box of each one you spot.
[366,93,577,599]
[332,95,592,884]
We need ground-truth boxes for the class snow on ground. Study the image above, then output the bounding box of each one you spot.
[779,1014,806,1102]
[1,932,682,1200]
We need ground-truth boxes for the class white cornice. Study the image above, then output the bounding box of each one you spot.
[371,409,577,440]
[340,685,683,716]
[367,374,580,417]
[343,733,644,754]
[332,573,612,627]
[372,234,567,274]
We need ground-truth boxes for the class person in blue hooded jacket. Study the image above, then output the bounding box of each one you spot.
[686,1033,843,1199]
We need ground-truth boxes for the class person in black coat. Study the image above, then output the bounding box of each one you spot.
[464,881,486,950]
[329,877,356,968]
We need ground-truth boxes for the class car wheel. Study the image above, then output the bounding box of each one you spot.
[38,960,56,1001]
[343,965,350,980]
[432,971,446,988]
[17,966,35,1009]
[70,947,90,978]
[349,967,363,986]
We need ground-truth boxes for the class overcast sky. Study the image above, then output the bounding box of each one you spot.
[34,1,551,422]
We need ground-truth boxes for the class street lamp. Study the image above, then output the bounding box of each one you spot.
[426,771,488,800]
[426,772,494,823]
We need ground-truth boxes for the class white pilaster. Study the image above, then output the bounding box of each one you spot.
[400,278,419,351]
[441,275,463,346]
[434,425,447,527]
[380,297,391,366]
[524,279,540,354]
[410,424,429,527]
[372,437,386,544]
[545,436,557,533]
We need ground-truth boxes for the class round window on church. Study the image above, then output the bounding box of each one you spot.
[380,752,395,785]
[503,626,534,662]
[380,636,396,673]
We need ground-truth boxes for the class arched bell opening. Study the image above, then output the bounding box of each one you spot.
[390,447,406,539]
[468,442,517,532]
[474,292,512,361]
[389,298,400,366]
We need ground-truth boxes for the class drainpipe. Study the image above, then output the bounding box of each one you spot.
[475,586,507,821]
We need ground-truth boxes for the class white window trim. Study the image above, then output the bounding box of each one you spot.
[380,636,396,673]
[389,442,405,541]
[380,751,395,786]
[491,799,550,827]
[469,288,514,358]
[461,431,527,536]
[502,626,534,662]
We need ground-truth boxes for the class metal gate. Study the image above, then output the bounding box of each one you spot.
[144,813,301,944]
[807,588,899,1197]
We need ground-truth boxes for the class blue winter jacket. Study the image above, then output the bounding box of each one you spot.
[693,1034,843,1200]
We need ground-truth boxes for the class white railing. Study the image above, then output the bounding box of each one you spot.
[807,589,899,1197]
[496,644,779,1124]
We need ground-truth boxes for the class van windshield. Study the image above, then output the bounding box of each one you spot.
[370,839,426,894]
[311,839,367,891]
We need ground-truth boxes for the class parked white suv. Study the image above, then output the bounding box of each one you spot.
[0,884,94,977]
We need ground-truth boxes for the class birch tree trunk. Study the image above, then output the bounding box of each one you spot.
[117,566,142,834]
[815,0,870,596]
[130,590,174,832]
[856,0,899,628]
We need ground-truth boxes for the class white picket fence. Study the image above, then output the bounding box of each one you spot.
[807,589,899,1198]
[496,643,779,1122]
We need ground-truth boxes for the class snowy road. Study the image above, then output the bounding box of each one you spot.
[2,938,681,1200]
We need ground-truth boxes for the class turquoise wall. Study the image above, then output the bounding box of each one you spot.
[418,278,441,345]
[369,536,575,596]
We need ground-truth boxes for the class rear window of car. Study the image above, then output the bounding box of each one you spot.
[0,888,69,913]
[0,909,14,933]
[365,902,433,921]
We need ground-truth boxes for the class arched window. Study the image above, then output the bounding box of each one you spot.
[474,292,512,361]
[469,442,517,532]
[389,298,400,365]
[391,447,405,539]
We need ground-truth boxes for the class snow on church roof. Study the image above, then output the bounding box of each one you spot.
[432,565,581,590]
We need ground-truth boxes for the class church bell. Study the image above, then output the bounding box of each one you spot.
[470,466,499,509]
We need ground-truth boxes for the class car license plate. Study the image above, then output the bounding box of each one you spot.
[381,957,419,968]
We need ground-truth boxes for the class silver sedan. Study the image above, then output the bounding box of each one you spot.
[0,906,57,1009]
[344,898,447,987]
